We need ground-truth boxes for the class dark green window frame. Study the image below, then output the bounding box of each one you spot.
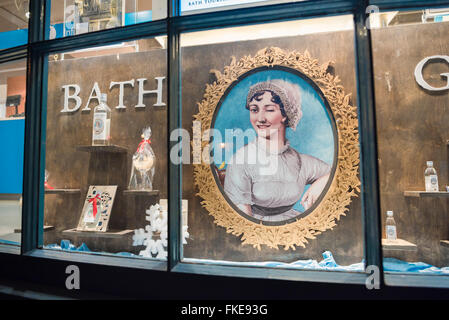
[0,0,448,299]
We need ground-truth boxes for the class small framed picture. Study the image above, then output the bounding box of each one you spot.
[77,185,117,232]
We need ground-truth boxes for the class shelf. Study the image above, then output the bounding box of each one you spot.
[45,189,81,194]
[382,238,417,251]
[440,240,449,248]
[76,145,128,153]
[403,191,449,198]
[14,225,54,233]
[123,190,160,196]
[62,228,134,239]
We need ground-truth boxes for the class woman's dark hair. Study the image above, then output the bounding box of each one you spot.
[246,90,289,126]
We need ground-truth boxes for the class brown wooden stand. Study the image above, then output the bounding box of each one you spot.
[44,145,160,254]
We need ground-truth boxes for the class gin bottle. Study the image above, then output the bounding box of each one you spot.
[92,93,111,146]
[385,211,397,240]
[424,161,439,192]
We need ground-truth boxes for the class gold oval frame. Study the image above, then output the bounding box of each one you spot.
[193,47,360,250]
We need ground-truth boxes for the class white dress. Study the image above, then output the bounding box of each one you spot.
[224,138,331,222]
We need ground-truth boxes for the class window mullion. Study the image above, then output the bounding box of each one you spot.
[353,1,383,284]
[167,14,182,270]
[21,0,47,254]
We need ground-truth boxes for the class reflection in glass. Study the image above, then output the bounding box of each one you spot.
[43,37,167,261]
[0,0,29,50]
[181,16,364,272]
[49,0,167,39]
[372,9,449,274]
[0,59,26,248]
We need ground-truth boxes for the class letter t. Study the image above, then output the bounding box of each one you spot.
[110,79,135,109]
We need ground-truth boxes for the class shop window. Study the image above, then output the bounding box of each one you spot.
[371,9,449,275]
[0,0,29,50]
[180,0,308,15]
[42,36,168,262]
[49,0,167,39]
[179,16,365,272]
[0,58,26,248]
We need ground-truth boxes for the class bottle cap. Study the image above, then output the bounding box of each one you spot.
[427,161,433,166]
[100,93,107,102]
[386,210,393,216]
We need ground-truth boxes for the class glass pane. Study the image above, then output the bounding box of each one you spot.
[43,36,168,261]
[49,0,167,39]
[180,16,365,273]
[371,9,449,275]
[0,58,26,248]
[180,0,308,15]
[0,0,29,50]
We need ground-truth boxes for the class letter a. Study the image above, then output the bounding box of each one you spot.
[65,265,80,290]
[365,265,380,290]
[82,82,102,111]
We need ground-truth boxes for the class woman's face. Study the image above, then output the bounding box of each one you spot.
[249,91,286,139]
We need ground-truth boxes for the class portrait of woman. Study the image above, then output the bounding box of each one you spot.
[212,68,336,223]
[194,49,358,247]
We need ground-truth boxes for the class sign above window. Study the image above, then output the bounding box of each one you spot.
[180,0,270,13]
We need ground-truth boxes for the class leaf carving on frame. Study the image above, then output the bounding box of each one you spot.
[193,47,360,250]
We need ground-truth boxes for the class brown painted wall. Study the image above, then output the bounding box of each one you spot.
[44,29,367,265]
[372,21,449,267]
[181,30,364,265]
[44,48,167,254]
[37,17,449,267]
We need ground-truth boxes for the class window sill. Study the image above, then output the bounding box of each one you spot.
[385,272,449,288]
[26,248,167,271]
[173,260,367,285]
[0,244,20,255]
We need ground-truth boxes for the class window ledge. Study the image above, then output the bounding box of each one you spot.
[173,260,367,285]
[0,244,20,255]
[385,273,449,288]
[26,248,167,271]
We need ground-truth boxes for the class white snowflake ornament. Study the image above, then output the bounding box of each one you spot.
[133,202,189,259]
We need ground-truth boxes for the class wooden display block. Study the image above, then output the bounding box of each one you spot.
[403,191,449,198]
[62,228,134,239]
[123,190,160,196]
[382,238,417,251]
[14,225,54,233]
[440,240,449,248]
[76,145,128,153]
[45,189,81,194]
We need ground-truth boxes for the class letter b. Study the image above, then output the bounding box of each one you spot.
[61,84,82,113]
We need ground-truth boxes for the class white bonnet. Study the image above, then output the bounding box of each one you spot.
[246,79,302,130]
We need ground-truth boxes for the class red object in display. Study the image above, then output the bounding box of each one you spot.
[137,139,151,152]
[88,194,101,218]
[44,181,54,190]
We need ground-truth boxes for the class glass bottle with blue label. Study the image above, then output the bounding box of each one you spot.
[92,93,111,146]
[385,210,397,240]
[424,161,439,192]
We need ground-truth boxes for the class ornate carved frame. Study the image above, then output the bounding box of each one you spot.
[193,47,360,250]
